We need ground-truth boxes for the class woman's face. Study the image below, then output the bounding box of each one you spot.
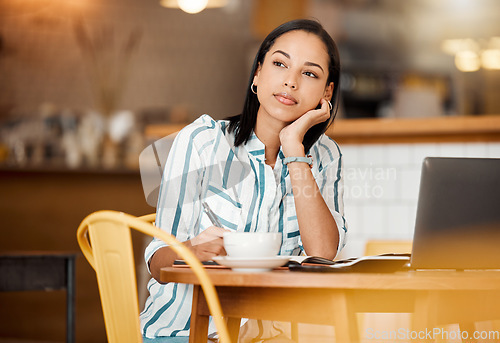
[253,30,333,125]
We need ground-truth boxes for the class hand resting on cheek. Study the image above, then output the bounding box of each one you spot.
[279,99,331,157]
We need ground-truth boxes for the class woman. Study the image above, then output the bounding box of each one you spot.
[141,19,347,342]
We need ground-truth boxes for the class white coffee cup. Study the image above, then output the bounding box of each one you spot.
[223,232,282,258]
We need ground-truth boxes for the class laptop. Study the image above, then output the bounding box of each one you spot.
[409,157,500,270]
[290,156,500,273]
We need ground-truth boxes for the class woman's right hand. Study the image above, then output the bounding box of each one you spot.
[186,226,229,261]
[150,226,229,282]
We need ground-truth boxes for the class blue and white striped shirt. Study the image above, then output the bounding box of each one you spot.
[140,114,347,338]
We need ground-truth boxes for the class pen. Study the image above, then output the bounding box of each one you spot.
[202,202,223,228]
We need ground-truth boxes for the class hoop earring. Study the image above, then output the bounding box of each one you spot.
[327,100,333,112]
[251,82,257,95]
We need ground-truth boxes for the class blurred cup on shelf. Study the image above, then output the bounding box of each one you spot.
[223,232,282,258]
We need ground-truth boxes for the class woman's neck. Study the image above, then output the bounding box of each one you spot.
[254,112,287,167]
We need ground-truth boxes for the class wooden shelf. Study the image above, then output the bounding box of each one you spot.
[145,115,500,145]
[327,115,500,144]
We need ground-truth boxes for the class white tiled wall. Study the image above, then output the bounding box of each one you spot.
[338,142,500,259]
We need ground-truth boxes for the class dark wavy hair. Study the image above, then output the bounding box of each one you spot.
[227,19,341,153]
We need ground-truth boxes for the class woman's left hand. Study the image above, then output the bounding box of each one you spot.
[279,98,330,156]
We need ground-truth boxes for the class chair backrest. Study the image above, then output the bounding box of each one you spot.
[77,210,231,343]
[364,240,412,256]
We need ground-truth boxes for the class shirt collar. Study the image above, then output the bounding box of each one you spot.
[245,131,266,163]
[244,132,287,168]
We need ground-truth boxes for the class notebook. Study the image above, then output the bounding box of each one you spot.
[409,157,500,270]
[288,254,410,273]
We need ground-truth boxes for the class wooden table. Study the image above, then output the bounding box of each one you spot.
[160,267,500,343]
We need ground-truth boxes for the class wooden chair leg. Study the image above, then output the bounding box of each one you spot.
[291,322,299,342]
[412,291,438,343]
[190,285,210,343]
[459,321,478,343]
[226,317,241,343]
[331,292,359,343]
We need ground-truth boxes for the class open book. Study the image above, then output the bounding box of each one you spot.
[173,253,410,272]
[288,255,338,265]
[173,260,225,268]
[288,253,411,273]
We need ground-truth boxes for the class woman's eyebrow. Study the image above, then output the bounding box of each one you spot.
[272,49,291,59]
[304,61,324,73]
[272,49,324,73]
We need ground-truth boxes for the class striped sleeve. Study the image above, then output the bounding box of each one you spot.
[144,118,209,267]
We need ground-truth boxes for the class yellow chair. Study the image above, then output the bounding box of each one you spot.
[76,210,231,343]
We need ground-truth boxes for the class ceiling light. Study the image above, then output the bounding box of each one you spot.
[160,0,228,14]
[178,0,208,13]
[481,49,500,70]
[455,51,480,72]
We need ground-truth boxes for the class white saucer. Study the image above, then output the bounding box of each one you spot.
[212,256,290,272]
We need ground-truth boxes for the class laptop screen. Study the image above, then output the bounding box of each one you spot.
[410,157,500,270]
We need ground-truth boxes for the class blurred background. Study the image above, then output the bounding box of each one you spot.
[0,0,499,342]
[0,0,499,169]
